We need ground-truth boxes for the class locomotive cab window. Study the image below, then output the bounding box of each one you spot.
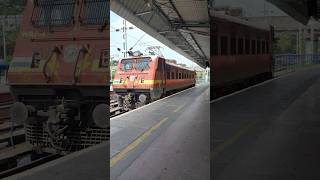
[31,52,41,68]
[121,59,134,71]
[31,0,76,27]
[99,49,109,68]
[136,58,150,71]
[80,0,109,26]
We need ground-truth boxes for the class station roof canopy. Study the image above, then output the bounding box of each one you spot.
[111,0,210,68]
[267,0,320,25]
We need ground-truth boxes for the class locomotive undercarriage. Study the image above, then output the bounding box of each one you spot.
[114,89,151,111]
[10,86,108,154]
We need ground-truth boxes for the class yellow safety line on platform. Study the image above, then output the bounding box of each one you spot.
[212,122,256,160]
[110,117,169,168]
[173,103,185,112]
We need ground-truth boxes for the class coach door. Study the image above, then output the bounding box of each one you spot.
[158,58,165,95]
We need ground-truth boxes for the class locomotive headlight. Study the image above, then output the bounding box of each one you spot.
[92,104,108,128]
[10,102,28,125]
[139,94,147,103]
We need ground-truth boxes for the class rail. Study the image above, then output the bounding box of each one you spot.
[0,153,61,179]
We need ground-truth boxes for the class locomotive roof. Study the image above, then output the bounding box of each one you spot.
[212,12,270,31]
[165,61,195,72]
[120,56,194,71]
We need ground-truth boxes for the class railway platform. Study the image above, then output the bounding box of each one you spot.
[110,83,210,180]
[5,142,108,180]
[213,65,320,180]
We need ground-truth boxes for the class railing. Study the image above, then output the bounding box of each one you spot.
[273,54,320,76]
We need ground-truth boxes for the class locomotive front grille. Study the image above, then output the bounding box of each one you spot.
[25,122,109,153]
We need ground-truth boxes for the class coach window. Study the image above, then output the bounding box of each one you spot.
[220,36,228,55]
[251,40,256,54]
[245,37,250,55]
[266,41,269,53]
[230,36,236,55]
[262,40,266,54]
[212,35,218,56]
[238,38,244,55]
[257,39,261,54]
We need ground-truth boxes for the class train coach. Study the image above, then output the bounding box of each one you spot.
[211,13,274,98]
[8,0,109,154]
[112,53,196,110]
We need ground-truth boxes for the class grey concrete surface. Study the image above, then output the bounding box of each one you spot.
[5,142,109,180]
[213,66,320,180]
[111,83,210,180]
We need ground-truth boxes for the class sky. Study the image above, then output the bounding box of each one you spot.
[110,11,200,68]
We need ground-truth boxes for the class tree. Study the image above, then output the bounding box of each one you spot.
[0,0,25,61]
[0,0,25,15]
[273,33,297,54]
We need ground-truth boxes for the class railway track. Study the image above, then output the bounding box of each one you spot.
[0,151,61,179]
[110,99,123,117]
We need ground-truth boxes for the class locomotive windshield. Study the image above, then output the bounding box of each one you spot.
[81,0,109,25]
[31,0,76,27]
[136,58,150,71]
[120,58,151,71]
[121,59,134,71]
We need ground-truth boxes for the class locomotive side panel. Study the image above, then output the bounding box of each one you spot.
[8,0,109,154]
[9,1,109,87]
[212,15,273,89]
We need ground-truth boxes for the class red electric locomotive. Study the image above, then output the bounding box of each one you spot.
[113,53,196,109]
[211,13,273,98]
[8,0,109,154]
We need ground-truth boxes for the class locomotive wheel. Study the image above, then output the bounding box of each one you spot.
[123,96,134,111]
